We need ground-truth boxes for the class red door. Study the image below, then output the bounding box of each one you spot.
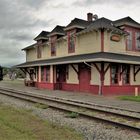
[55,65,66,90]
[79,65,91,92]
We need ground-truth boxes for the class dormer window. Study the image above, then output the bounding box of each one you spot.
[50,36,57,56]
[68,30,76,53]
[136,32,140,51]
[126,31,132,51]
[37,44,42,58]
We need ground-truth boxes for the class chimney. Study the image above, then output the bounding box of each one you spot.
[87,13,93,21]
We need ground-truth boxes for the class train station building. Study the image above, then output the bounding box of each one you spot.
[17,13,140,96]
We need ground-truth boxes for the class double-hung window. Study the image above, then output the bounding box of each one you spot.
[50,36,57,56]
[122,65,130,84]
[68,31,75,53]
[126,31,133,51]
[46,66,50,82]
[111,64,119,84]
[135,32,140,51]
[37,45,42,58]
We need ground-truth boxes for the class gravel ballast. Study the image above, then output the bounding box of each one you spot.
[0,94,139,140]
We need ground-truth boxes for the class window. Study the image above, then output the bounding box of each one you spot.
[46,66,50,82]
[122,65,130,84]
[41,66,50,82]
[111,64,119,84]
[68,31,75,53]
[135,32,140,51]
[41,66,44,81]
[30,69,34,80]
[37,45,42,58]
[126,31,133,51]
[50,36,57,56]
[51,42,56,56]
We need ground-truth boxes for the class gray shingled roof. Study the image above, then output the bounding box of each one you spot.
[17,52,140,68]
[49,25,65,36]
[114,16,140,28]
[34,31,50,41]
[65,18,91,29]
[84,17,127,34]
[22,43,37,51]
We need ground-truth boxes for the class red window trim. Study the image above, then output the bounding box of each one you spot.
[50,36,57,56]
[68,29,76,53]
[125,26,140,52]
[41,66,50,83]
[46,66,50,83]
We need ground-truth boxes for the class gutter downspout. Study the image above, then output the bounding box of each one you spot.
[84,61,102,95]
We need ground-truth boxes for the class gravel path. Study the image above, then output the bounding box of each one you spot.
[0,94,139,140]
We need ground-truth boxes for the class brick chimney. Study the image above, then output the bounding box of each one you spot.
[87,13,93,21]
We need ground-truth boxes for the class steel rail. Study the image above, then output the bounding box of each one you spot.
[0,88,140,133]
[0,87,139,119]
[0,86,139,114]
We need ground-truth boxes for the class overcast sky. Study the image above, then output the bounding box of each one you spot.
[0,0,140,67]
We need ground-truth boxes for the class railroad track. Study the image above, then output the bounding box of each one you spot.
[0,87,140,133]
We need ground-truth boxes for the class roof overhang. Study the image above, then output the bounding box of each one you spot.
[17,52,140,68]
[64,25,85,31]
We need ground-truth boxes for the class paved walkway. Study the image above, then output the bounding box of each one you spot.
[0,79,140,112]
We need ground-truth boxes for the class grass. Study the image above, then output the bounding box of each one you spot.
[118,95,140,102]
[66,112,79,118]
[34,103,49,109]
[1,78,24,86]
[0,104,84,140]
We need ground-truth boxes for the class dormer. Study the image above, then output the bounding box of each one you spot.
[64,18,90,32]
[49,25,65,56]
[34,31,50,58]
[34,31,50,44]
[113,16,140,29]
[49,25,65,38]
[114,17,140,52]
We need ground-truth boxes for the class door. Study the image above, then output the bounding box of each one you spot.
[79,65,91,92]
[55,65,66,90]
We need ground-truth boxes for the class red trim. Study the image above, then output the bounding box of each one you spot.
[36,82,54,90]
[90,85,99,95]
[33,81,140,96]
[102,85,140,96]
[62,83,79,91]
[101,30,104,52]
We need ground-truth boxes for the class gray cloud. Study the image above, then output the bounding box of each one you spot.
[20,0,46,9]
[73,0,140,6]
[0,0,54,67]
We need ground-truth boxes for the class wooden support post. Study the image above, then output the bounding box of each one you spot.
[20,68,26,74]
[93,62,110,95]
[71,64,78,75]
[38,66,41,82]
[50,65,54,83]
[133,65,140,81]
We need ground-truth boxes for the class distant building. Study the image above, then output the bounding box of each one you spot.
[17,13,140,96]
